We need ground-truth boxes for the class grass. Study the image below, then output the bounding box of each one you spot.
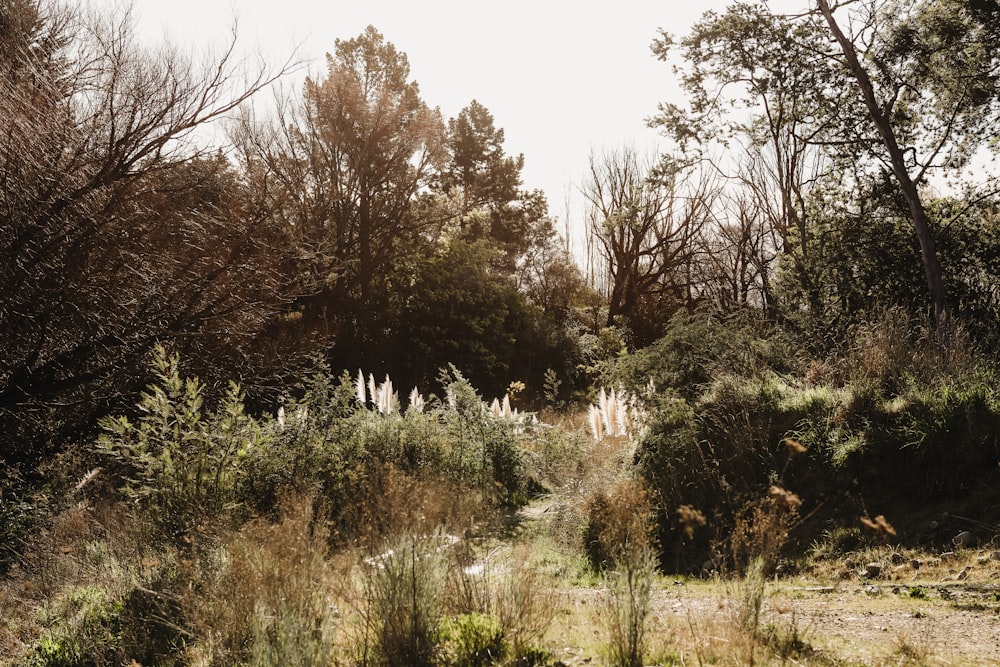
[5,342,1000,665]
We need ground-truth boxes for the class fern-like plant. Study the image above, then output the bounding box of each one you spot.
[97,345,260,536]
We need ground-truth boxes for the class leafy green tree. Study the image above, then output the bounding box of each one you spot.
[441,100,554,273]
[654,0,1000,336]
[237,26,446,368]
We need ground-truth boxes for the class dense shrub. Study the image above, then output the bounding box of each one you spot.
[97,345,260,539]
[96,352,535,546]
[635,327,1000,572]
[600,309,805,401]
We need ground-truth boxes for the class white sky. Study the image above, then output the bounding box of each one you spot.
[88,0,741,241]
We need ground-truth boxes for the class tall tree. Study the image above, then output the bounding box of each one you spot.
[0,1,292,467]
[441,100,553,272]
[583,148,715,346]
[654,0,1000,337]
[237,26,445,360]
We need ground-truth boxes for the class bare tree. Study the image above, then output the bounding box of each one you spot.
[0,0,297,466]
[583,148,716,344]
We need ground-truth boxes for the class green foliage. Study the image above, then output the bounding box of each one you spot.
[238,364,532,540]
[775,192,1000,348]
[360,533,448,667]
[97,345,261,536]
[634,311,1000,571]
[436,613,506,667]
[29,585,124,667]
[603,309,803,400]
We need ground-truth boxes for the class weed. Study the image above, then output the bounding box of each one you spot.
[583,477,655,572]
[445,542,556,659]
[97,345,260,539]
[603,548,657,667]
[183,494,340,666]
[736,555,767,638]
[436,613,506,667]
[358,531,449,667]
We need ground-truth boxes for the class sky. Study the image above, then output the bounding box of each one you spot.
[88,0,738,244]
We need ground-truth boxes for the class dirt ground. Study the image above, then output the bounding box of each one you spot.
[549,578,1000,665]
[519,499,1000,665]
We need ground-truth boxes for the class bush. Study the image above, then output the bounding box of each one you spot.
[436,613,506,667]
[583,477,655,572]
[185,495,339,667]
[600,309,804,400]
[444,543,555,660]
[359,532,449,667]
[28,585,124,667]
[635,315,1000,571]
[97,345,261,538]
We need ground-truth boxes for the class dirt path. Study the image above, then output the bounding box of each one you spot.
[654,580,1000,665]
[516,497,1000,665]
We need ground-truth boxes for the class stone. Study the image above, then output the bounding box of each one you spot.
[910,558,923,569]
[990,550,1000,561]
[953,531,976,549]
[864,562,883,578]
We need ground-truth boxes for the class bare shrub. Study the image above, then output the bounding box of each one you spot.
[583,477,656,572]
[725,488,800,575]
[357,532,448,667]
[604,548,657,667]
[185,494,339,666]
[445,542,556,658]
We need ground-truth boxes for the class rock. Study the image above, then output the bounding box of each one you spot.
[953,531,976,549]
[910,558,923,569]
[864,562,883,579]
[990,550,1000,561]
[890,552,905,565]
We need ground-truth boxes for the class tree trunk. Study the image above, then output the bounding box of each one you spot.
[816,0,949,338]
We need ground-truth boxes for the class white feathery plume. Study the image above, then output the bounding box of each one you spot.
[502,394,512,419]
[588,404,604,441]
[408,387,425,413]
[615,388,631,436]
[376,374,395,414]
[276,406,286,430]
[603,388,614,436]
[356,369,367,405]
[490,398,502,417]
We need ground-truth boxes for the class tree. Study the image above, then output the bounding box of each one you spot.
[441,100,554,272]
[0,1,292,468]
[236,26,446,364]
[654,0,1000,337]
[583,148,715,346]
